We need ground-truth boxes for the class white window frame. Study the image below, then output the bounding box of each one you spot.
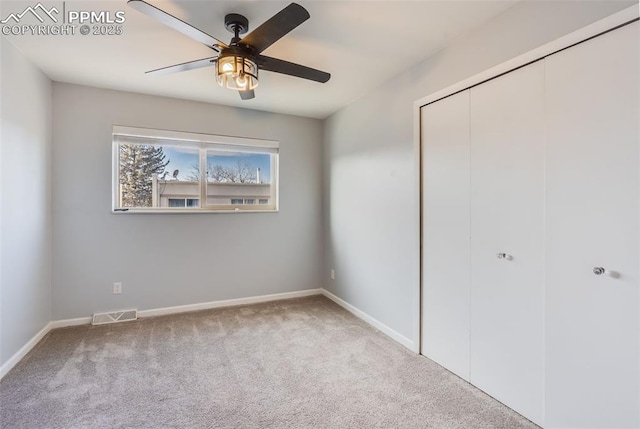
[112,126,279,213]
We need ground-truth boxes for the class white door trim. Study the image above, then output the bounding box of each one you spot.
[414,6,638,110]
[412,4,639,354]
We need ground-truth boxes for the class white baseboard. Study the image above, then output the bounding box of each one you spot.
[138,289,323,318]
[0,322,51,380]
[0,287,414,381]
[1,289,322,381]
[321,288,416,352]
[49,316,92,329]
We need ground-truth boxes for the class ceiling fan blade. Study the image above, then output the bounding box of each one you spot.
[258,55,330,83]
[146,57,217,75]
[128,0,227,50]
[240,3,309,54]
[239,89,255,100]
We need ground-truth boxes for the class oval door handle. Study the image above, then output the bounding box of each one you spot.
[593,267,605,275]
[497,253,512,260]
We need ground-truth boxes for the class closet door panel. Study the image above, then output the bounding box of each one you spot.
[545,22,639,428]
[469,60,545,425]
[421,91,471,380]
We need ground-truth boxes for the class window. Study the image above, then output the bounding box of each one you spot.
[168,198,199,208]
[229,198,259,205]
[113,126,278,212]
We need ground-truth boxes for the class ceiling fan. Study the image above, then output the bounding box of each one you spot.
[127,0,331,100]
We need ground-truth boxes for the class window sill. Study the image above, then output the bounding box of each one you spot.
[112,208,279,214]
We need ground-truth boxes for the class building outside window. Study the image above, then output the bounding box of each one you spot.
[112,126,278,212]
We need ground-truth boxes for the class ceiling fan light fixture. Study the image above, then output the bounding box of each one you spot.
[216,54,259,91]
[129,0,330,100]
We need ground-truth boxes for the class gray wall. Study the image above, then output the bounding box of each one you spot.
[0,39,52,365]
[322,0,636,346]
[52,83,323,320]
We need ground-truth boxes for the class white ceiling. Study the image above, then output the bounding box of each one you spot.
[3,1,518,118]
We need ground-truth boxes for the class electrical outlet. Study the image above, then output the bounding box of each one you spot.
[330,269,335,280]
[113,282,122,294]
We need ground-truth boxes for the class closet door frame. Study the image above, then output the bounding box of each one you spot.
[414,8,639,429]
[413,3,638,358]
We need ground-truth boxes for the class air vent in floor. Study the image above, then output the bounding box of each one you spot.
[92,309,138,325]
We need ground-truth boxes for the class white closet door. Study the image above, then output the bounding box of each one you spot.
[545,22,639,429]
[469,60,545,425]
[421,90,471,381]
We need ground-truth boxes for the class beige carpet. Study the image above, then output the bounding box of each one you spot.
[0,296,538,428]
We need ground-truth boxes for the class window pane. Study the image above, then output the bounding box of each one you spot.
[113,127,278,212]
[205,151,273,208]
[118,143,199,208]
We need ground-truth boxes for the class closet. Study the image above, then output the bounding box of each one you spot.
[421,21,638,428]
